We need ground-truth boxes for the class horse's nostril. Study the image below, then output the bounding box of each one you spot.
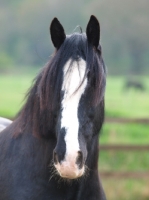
[76,151,84,169]
[53,151,58,164]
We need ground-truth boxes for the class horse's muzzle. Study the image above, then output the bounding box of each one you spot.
[53,151,85,179]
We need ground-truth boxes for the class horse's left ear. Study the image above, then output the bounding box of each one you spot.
[86,15,100,48]
[50,18,66,49]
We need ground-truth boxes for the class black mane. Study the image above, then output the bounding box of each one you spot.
[15,33,106,138]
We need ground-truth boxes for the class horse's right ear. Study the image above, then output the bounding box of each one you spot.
[50,18,66,49]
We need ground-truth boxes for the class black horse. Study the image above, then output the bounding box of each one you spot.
[0,16,106,200]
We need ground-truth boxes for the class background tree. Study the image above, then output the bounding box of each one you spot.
[0,0,149,74]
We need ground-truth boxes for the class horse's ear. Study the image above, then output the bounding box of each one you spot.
[86,15,100,48]
[50,18,66,49]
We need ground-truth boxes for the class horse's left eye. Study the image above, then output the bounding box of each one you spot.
[88,108,95,119]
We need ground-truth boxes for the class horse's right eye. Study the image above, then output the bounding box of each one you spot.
[97,45,102,54]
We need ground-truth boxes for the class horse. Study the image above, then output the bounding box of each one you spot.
[123,79,145,92]
[0,15,106,200]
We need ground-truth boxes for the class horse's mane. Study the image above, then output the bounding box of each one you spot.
[14,33,106,138]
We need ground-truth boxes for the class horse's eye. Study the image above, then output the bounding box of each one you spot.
[54,113,58,120]
[88,108,95,119]
[87,70,90,79]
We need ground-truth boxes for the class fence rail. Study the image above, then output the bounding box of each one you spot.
[100,117,149,179]
[100,171,149,179]
[100,144,149,151]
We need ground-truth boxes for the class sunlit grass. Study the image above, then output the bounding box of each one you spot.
[101,123,149,144]
[99,150,149,171]
[0,73,36,118]
[105,76,149,118]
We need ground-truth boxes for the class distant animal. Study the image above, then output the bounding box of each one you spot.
[0,117,12,132]
[0,15,106,200]
[123,79,145,92]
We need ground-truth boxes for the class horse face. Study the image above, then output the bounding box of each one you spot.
[50,16,104,179]
[54,58,88,179]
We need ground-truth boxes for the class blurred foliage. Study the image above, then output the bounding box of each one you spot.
[0,0,149,75]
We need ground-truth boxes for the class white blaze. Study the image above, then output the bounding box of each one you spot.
[61,58,87,159]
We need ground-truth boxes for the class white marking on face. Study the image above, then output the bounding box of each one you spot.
[54,58,87,178]
[61,58,87,156]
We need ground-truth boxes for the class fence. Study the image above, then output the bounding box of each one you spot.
[100,117,149,179]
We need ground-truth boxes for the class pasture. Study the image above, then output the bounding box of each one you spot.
[0,72,149,199]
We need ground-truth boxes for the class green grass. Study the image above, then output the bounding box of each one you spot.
[105,77,149,118]
[99,150,149,171]
[0,72,37,117]
[101,123,149,144]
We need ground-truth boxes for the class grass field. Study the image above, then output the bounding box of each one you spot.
[105,77,149,118]
[0,71,38,117]
[0,71,149,200]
